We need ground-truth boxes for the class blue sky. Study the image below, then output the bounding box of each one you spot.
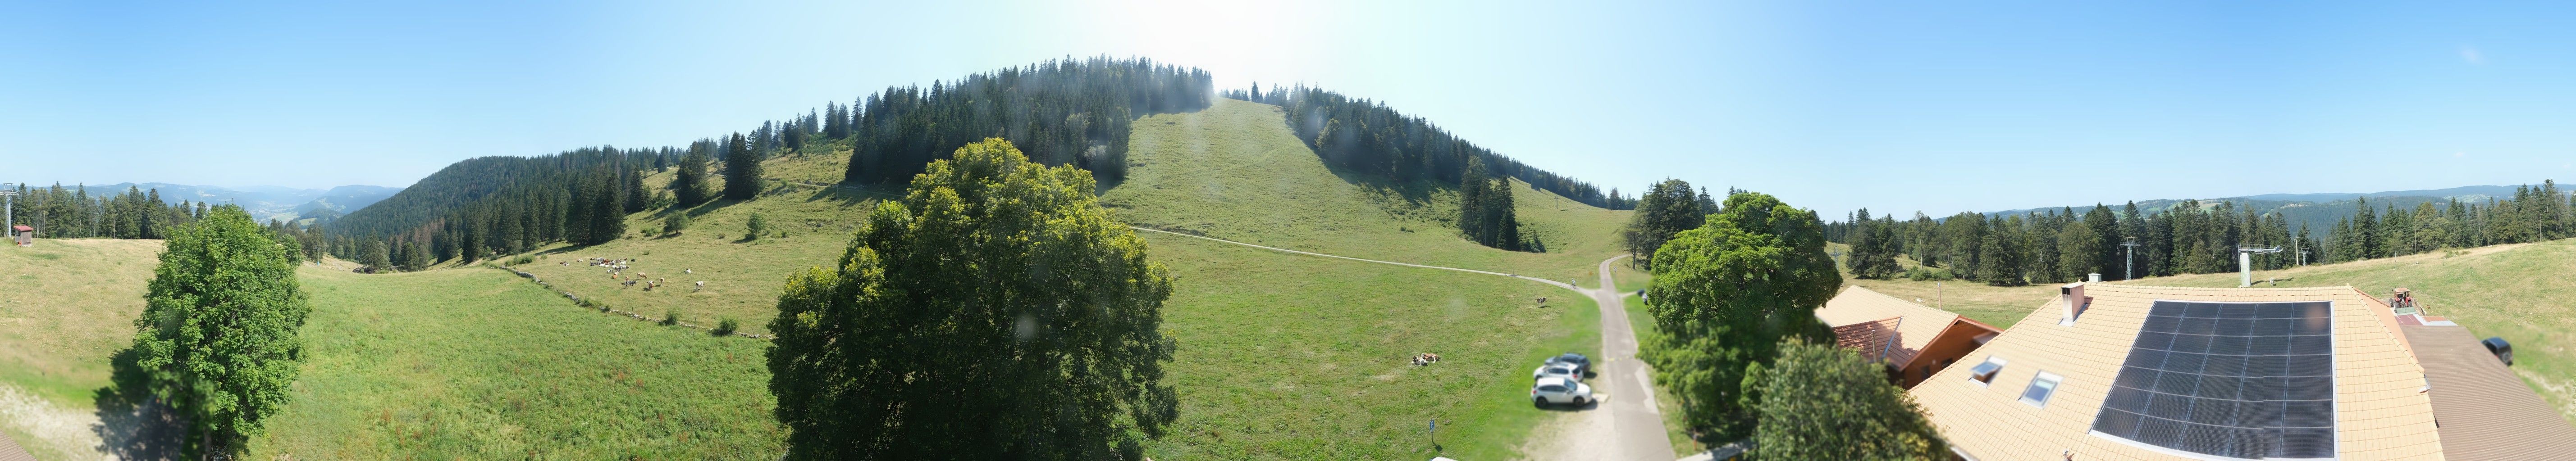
[6,0,2574,216]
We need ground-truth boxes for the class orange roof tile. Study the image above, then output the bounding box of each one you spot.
[1818,286,1963,367]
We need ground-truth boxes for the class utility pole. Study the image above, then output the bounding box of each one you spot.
[2118,237,2142,280]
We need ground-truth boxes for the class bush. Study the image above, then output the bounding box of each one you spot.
[508,254,535,266]
[745,213,768,241]
[712,317,739,337]
[1902,267,1954,281]
[661,308,681,326]
[665,213,691,234]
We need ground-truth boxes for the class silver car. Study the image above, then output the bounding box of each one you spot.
[1532,363,1581,381]
[1531,376,1593,407]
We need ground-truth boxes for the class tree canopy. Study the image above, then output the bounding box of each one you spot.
[1640,191,1841,441]
[1622,179,1713,266]
[1753,339,1948,461]
[767,138,1178,460]
[129,204,312,458]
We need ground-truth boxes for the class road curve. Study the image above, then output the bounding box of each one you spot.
[1127,226,1675,460]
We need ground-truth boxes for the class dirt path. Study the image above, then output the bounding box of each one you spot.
[0,383,111,461]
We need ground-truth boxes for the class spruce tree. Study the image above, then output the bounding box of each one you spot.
[725,132,764,200]
[675,140,716,204]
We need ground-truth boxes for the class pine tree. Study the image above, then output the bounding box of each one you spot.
[725,132,764,200]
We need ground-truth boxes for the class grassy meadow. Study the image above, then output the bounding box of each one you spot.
[247,266,782,459]
[1103,99,1632,284]
[1140,233,1596,460]
[0,98,1636,459]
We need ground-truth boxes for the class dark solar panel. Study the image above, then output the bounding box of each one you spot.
[2090,301,2336,460]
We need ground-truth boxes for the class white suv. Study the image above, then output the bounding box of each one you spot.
[1532,363,1581,381]
[1531,376,1593,407]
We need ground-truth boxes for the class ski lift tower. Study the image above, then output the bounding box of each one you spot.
[2118,237,2143,280]
[2237,244,2284,287]
[1,184,16,242]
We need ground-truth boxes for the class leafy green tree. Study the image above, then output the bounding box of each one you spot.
[767,138,1178,460]
[1753,339,1947,461]
[1640,191,1841,441]
[744,213,767,241]
[129,205,312,458]
[724,132,764,200]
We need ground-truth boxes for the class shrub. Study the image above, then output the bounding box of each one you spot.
[712,317,739,337]
[1903,267,1954,281]
[661,308,681,326]
[508,254,535,266]
[665,213,692,234]
[745,213,768,241]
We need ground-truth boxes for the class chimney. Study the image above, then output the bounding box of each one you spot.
[2088,273,2102,282]
[2059,282,2089,325]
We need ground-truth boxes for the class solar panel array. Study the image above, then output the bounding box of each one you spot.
[2090,301,2337,460]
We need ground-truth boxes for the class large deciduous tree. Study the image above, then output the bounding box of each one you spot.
[1753,339,1948,460]
[767,138,1178,460]
[130,204,312,459]
[1640,191,1841,442]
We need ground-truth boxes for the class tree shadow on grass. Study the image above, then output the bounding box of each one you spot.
[91,347,183,461]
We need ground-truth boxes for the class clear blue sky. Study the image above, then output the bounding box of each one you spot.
[7,0,2574,216]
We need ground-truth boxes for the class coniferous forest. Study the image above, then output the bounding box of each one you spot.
[842,57,1214,185]
[1832,180,2576,285]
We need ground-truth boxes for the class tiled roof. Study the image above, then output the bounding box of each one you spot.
[1833,316,1905,362]
[2403,324,2576,460]
[1908,284,2445,461]
[1817,286,1963,367]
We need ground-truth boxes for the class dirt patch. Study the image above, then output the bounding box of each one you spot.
[0,383,110,461]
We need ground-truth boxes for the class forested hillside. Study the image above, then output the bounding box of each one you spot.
[1833,180,2575,286]
[842,57,1214,184]
[321,57,1625,267]
[1225,86,1621,210]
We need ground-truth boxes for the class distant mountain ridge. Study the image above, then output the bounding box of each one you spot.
[60,182,402,224]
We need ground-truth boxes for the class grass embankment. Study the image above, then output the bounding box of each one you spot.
[1141,234,1594,460]
[0,239,162,460]
[503,151,886,336]
[0,239,160,407]
[247,266,781,459]
[1103,99,1631,284]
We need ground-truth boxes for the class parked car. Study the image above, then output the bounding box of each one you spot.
[1533,363,1581,381]
[1545,352,1591,376]
[1532,376,1593,407]
[2483,336,2514,365]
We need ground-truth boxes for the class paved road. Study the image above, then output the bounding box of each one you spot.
[1589,254,1681,461]
[1128,226,1676,460]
